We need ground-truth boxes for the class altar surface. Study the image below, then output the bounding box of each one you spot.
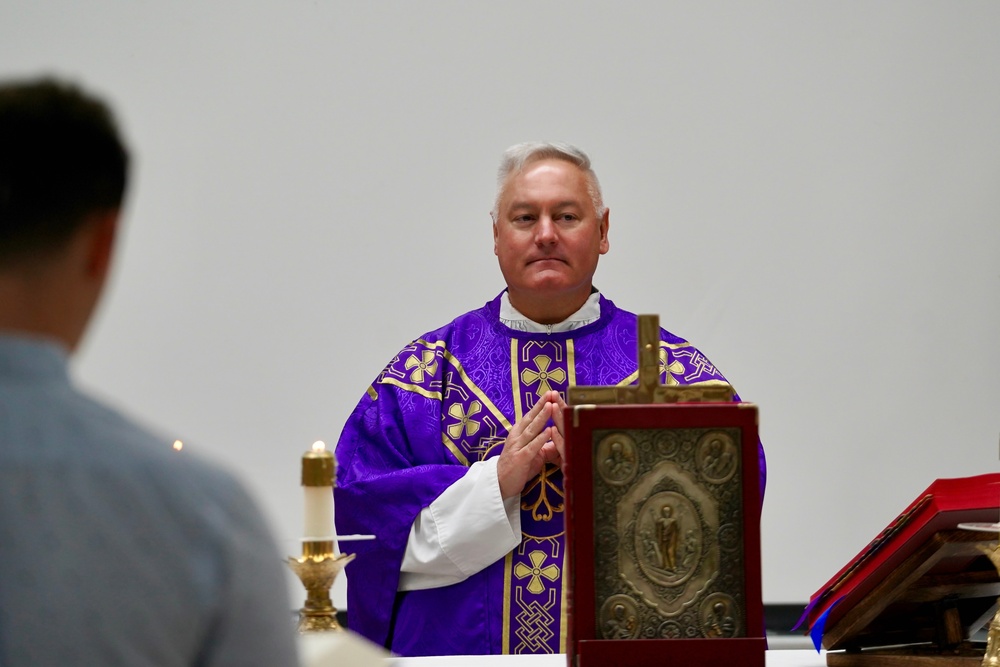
[387,652,826,667]
[298,632,827,667]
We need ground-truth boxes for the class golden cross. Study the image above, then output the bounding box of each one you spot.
[567,314,734,406]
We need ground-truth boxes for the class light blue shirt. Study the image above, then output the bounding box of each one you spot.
[0,335,298,666]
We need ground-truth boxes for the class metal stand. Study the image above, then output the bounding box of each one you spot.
[287,539,355,633]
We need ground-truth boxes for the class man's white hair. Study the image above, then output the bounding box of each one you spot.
[491,142,606,221]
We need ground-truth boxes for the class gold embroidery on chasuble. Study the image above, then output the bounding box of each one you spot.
[672,346,721,383]
[659,345,685,386]
[439,356,510,466]
[446,401,482,439]
[404,349,439,383]
[382,336,574,654]
[509,541,562,654]
[379,339,510,466]
[503,339,571,655]
[520,355,568,397]
[514,550,561,594]
[618,340,692,387]
[379,340,447,400]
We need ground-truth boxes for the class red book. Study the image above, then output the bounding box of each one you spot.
[564,402,765,667]
[799,472,1000,646]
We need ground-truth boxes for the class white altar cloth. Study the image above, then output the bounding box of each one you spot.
[297,632,827,667]
[386,650,826,667]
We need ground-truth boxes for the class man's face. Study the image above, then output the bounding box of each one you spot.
[493,158,609,321]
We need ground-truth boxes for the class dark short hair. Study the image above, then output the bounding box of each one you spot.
[0,78,129,265]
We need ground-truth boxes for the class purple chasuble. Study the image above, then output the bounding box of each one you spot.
[334,292,766,656]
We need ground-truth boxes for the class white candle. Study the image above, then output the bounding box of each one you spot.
[302,440,335,539]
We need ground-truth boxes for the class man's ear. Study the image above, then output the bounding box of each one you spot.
[599,207,610,255]
[492,214,500,256]
[84,209,120,281]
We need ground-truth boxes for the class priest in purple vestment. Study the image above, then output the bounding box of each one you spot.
[334,142,766,656]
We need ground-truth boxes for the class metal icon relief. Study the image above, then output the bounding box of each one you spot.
[696,431,738,485]
[635,491,702,588]
[596,433,639,486]
[593,427,746,640]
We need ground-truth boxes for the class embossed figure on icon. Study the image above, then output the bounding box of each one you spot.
[605,439,634,478]
[600,595,640,640]
[604,603,638,640]
[637,491,702,587]
[705,601,736,637]
[655,504,680,571]
[597,432,638,486]
[697,432,738,484]
[682,528,699,569]
[700,594,740,638]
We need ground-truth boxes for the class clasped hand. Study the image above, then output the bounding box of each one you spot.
[496,390,566,499]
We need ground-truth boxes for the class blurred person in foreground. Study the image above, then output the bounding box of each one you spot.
[334,141,766,656]
[0,77,298,666]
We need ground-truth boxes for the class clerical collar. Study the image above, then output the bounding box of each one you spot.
[499,291,602,333]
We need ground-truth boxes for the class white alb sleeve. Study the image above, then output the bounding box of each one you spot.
[398,458,521,591]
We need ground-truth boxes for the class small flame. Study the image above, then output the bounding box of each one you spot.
[173,440,183,452]
[312,440,326,453]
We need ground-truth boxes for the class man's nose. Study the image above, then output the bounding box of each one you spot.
[535,215,558,245]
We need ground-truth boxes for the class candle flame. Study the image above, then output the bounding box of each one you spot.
[312,440,326,453]
[173,440,183,452]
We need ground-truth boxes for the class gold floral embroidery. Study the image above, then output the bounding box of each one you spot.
[513,550,560,595]
[520,355,567,397]
[446,400,482,439]
[659,347,684,386]
[404,350,438,383]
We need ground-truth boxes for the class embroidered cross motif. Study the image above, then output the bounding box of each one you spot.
[658,347,684,386]
[446,400,482,439]
[520,355,567,397]
[513,550,560,595]
[404,350,438,383]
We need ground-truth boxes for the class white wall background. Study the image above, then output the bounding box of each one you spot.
[4,2,999,615]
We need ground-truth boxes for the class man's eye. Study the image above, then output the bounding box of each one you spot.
[513,215,534,224]
[558,213,579,222]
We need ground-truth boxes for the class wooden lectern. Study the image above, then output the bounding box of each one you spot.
[822,529,999,666]
[800,473,1000,666]
[563,315,764,667]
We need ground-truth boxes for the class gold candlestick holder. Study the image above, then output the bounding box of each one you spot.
[287,539,355,633]
[978,541,1000,667]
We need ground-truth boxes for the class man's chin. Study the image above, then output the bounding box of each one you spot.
[524,273,572,291]
[518,277,589,298]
